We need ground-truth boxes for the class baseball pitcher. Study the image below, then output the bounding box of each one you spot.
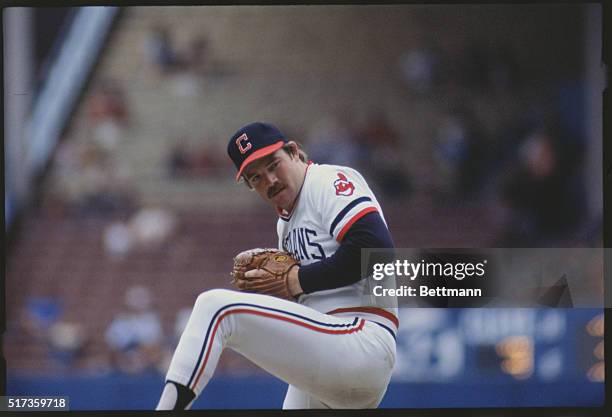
[156,122,398,410]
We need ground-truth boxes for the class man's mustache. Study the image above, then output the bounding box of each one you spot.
[267,184,285,198]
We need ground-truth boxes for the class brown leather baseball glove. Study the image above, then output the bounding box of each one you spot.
[231,248,300,300]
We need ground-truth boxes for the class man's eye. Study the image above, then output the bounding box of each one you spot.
[250,175,260,184]
[270,161,280,170]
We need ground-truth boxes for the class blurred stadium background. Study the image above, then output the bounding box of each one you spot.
[3,4,605,410]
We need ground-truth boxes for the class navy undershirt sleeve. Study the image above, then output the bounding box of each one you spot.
[298,211,394,294]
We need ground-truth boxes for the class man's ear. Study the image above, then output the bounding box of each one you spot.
[287,141,298,159]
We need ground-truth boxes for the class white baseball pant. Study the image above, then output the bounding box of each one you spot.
[163,289,396,409]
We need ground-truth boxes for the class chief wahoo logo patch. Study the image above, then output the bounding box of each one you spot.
[334,172,355,196]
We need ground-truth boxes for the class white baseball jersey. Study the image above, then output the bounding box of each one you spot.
[276,163,398,332]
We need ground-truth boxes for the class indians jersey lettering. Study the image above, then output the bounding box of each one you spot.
[282,227,326,261]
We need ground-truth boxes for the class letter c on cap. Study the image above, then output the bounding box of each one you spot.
[236,133,252,154]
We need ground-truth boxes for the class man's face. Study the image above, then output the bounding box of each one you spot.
[243,145,305,212]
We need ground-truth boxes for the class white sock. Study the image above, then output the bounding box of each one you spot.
[156,382,178,410]
[156,381,196,410]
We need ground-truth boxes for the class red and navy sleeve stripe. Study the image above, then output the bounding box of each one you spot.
[329,196,378,241]
[299,211,394,294]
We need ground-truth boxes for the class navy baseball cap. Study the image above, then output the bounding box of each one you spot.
[227,122,288,181]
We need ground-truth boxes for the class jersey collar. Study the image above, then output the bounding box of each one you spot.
[277,161,313,221]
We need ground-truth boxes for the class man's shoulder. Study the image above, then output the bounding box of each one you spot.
[308,163,364,184]
[304,163,373,204]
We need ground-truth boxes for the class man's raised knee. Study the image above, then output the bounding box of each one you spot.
[194,288,236,311]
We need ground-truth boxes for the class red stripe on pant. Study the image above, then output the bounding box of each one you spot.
[190,308,366,390]
[327,307,399,329]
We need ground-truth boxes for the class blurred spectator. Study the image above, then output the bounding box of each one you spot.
[144,25,183,76]
[76,188,134,219]
[356,111,412,199]
[47,320,88,370]
[166,139,233,179]
[59,80,136,215]
[398,42,440,94]
[170,71,202,98]
[102,206,177,259]
[21,297,62,341]
[130,206,178,249]
[167,141,193,178]
[143,26,213,96]
[184,35,210,76]
[52,137,136,218]
[433,107,487,201]
[86,79,129,150]
[192,143,226,177]
[306,111,360,167]
[104,285,164,374]
[499,124,585,245]
[76,158,135,218]
[87,80,128,125]
[358,110,399,149]
[103,221,134,260]
[20,297,89,370]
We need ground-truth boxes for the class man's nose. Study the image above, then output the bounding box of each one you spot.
[262,171,278,185]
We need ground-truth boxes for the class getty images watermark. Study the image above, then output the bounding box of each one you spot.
[361,248,606,308]
[371,258,488,297]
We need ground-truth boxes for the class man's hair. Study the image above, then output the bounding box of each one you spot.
[282,142,308,163]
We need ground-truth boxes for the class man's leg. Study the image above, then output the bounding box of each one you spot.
[282,385,330,409]
[156,289,395,410]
